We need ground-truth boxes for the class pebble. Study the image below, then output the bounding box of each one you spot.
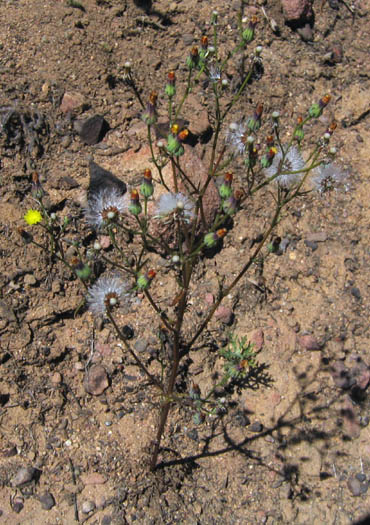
[234,411,250,427]
[39,492,56,510]
[298,334,322,351]
[11,466,37,486]
[182,33,194,46]
[122,325,134,339]
[249,421,263,433]
[356,473,366,482]
[24,274,37,286]
[51,372,63,385]
[64,439,72,447]
[12,496,24,513]
[61,135,72,148]
[82,500,95,514]
[60,91,86,114]
[351,287,361,300]
[134,339,148,353]
[77,115,109,145]
[84,364,109,396]
[348,476,368,496]
[214,305,234,325]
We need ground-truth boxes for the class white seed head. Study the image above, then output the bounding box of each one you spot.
[87,274,131,317]
[93,241,102,251]
[172,255,180,263]
[264,146,306,188]
[272,111,280,119]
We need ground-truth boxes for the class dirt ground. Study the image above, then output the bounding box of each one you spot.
[1,0,370,523]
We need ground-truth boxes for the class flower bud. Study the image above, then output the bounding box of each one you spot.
[242,16,258,43]
[247,103,263,131]
[142,91,158,125]
[186,47,199,69]
[165,71,176,98]
[75,263,92,281]
[222,194,239,216]
[219,172,233,199]
[31,172,44,200]
[140,168,154,198]
[137,269,156,290]
[128,189,142,216]
[260,146,277,168]
[308,94,331,118]
[204,228,227,248]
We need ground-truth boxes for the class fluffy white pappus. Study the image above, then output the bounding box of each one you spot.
[225,121,249,156]
[311,163,349,194]
[85,188,127,229]
[155,192,195,221]
[264,146,306,188]
[87,274,131,317]
[208,64,221,83]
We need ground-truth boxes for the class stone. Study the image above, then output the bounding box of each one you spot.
[298,334,322,350]
[214,305,234,325]
[341,397,361,439]
[77,115,109,145]
[249,421,263,433]
[84,365,109,395]
[281,0,313,22]
[82,500,95,514]
[51,372,63,385]
[248,328,264,351]
[11,466,37,486]
[60,91,86,114]
[39,492,56,510]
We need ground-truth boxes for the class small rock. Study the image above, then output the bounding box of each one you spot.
[39,492,56,510]
[234,411,250,427]
[204,293,214,305]
[51,372,63,385]
[351,287,361,300]
[182,33,194,46]
[134,339,148,353]
[298,334,322,350]
[122,325,134,339]
[297,23,313,42]
[281,0,313,22]
[102,516,112,525]
[99,235,111,249]
[24,274,37,286]
[359,415,369,427]
[187,429,199,441]
[11,466,37,487]
[60,91,86,114]
[82,500,95,514]
[356,473,367,482]
[96,494,106,510]
[61,135,72,148]
[348,476,367,497]
[214,305,234,325]
[12,496,24,513]
[249,421,263,433]
[84,365,109,396]
[248,328,264,351]
[77,115,109,145]
[80,472,107,485]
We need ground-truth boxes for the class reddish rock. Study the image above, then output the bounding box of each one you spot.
[204,293,214,305]
[298,334,322,350]
[84,364,109,395]
[248,328,264,351]
[60,91,86,114]
[214,305,233,325]
[281,0,313,22]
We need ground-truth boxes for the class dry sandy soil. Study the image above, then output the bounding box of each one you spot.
[0,0,370,523]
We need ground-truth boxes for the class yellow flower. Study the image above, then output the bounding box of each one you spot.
[24,209,42,225]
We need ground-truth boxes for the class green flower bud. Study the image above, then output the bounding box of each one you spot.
[128,190,142,216]
[137,269,156,290]
[75,264,91,281]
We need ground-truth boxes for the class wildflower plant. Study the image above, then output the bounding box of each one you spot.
[21,9,349,471]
